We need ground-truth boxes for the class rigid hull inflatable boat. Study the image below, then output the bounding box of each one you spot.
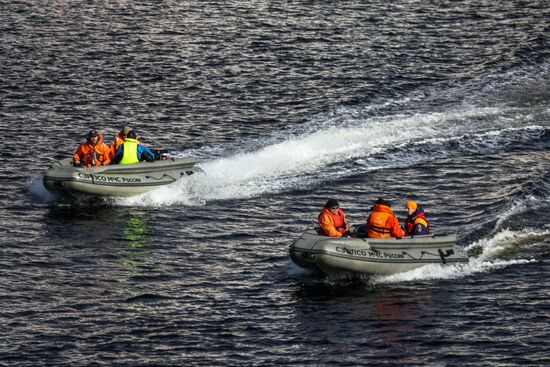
[43,157,201,197]
[290,230,469,276]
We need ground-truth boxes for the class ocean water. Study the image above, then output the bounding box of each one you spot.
[1,1,549,366]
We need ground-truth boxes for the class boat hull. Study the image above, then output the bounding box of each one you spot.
[290,230,469,276]
[43,157,201,197]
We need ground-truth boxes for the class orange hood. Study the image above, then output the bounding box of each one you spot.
[372,203,395,215]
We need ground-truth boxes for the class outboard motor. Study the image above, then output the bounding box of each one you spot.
[151,149,170,160]
[438,248,455,264]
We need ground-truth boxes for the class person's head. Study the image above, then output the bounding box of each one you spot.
[87,129,99,144]
[375,197,391,207]
[406,200,418,216]
[121,126,132,138]
[126,130,137,139]
[325,198,340,213]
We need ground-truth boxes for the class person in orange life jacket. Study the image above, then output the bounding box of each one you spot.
[318,199,350,237]
[72,129,112,167]
[113,130,155,164]
[109,126,132,159]
[366,198,405,238]
[404,200,430,236]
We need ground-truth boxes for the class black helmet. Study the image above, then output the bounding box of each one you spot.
[126,130,137,139]
[87,129,99,139]
[375,197,392,207]
[325,198,340,208]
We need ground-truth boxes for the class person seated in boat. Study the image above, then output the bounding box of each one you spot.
[366,198,405,238]
[404,200,430,236]
[109,126,132,159]
[113,130,155,164]
[318,198,350,237]
[72,129,112,167]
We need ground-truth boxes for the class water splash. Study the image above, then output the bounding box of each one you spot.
[27,177,58,203]
[466,228,550,260]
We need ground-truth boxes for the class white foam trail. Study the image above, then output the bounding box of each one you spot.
[466,228,550,260]
[123,105,536,206]
[372,258,536,285]
[372,228,548,284]
[119,117,418,205]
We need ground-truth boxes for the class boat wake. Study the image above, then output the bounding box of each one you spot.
[119,65,549,206]
[373,228,548,285]
[121,119,547,207]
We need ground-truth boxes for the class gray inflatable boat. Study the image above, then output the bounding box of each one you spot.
[43,157,202,198]
[290,230,469,276]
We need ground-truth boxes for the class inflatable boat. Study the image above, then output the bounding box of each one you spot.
[43,156,202,198]
[290,230,469,276]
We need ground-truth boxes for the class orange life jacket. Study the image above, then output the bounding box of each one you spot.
[404,208,429,235]
[73,134,112,167]
[318,208,349,237]
[367,204,405,238]
[109,134,125,159]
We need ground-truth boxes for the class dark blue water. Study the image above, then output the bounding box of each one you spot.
[1,1,549,366]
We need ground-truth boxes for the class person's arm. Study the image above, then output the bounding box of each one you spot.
[138,146,155,162]
[100,144,112,165]
[113,145,123,164]
[109,141,116,160]
[72,145,83,166]
[319,213,342,237]
[340,210,350,234]
[413,218,429,235]
[390,216,405,238]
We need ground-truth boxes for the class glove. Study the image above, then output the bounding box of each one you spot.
[73,161,82,167]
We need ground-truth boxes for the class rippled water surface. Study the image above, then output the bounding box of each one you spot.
[1,1,549,366]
